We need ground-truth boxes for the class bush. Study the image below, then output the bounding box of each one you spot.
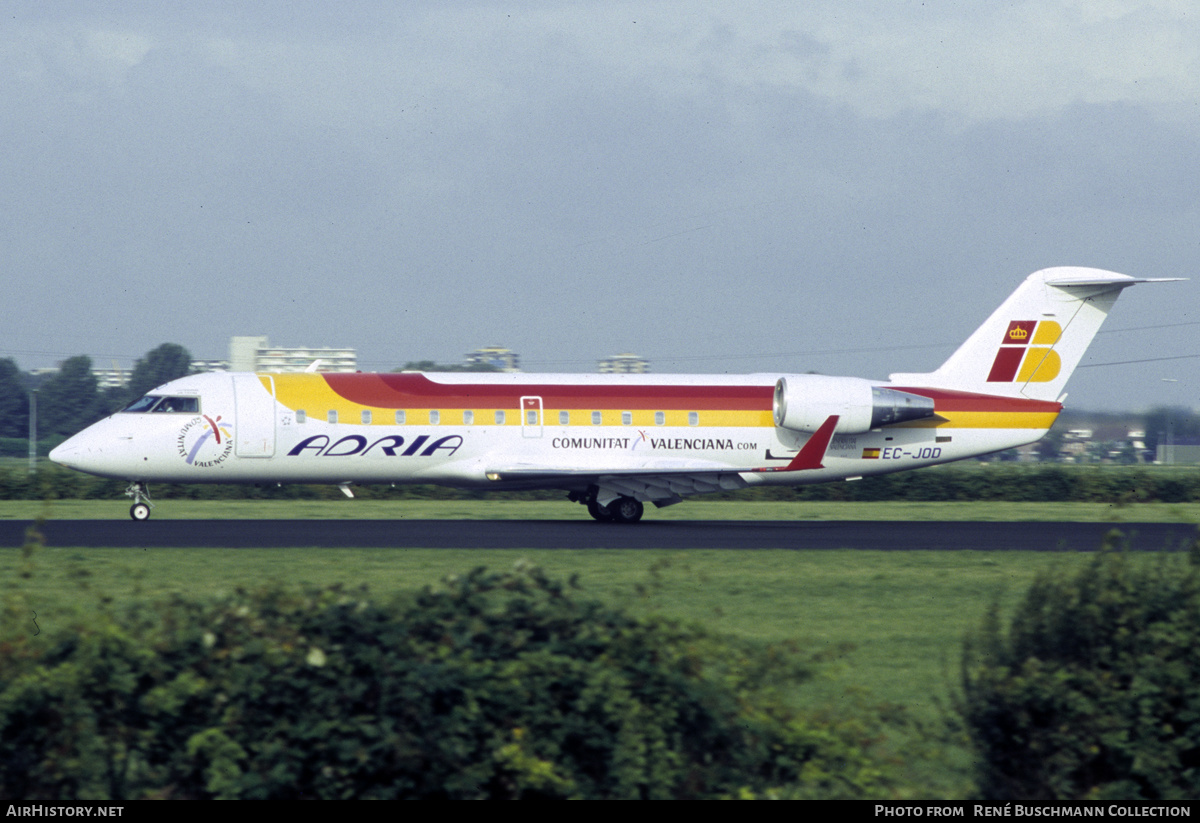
[960,533,1200,800]
[0,566,901,799]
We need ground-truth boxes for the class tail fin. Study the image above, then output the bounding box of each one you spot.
[889,267,1178,401]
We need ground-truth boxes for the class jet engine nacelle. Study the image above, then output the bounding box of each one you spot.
[772,375,936,434]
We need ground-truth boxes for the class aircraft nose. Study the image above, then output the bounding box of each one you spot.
[49,436,89,469]
[49,426,117,473]
[48,420,142,480]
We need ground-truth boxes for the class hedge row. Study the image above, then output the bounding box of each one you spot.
[3,463,1199,503]
[782,465,1200,504]
[961,538,1200,800]
[0,564,900,800]
[8,533,1200,798]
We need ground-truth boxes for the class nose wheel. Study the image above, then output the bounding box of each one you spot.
[125,482,154,521]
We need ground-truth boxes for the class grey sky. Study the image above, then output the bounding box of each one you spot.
[3,1,1197,410]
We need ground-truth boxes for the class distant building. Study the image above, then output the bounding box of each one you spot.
[1128,431,1148,464]
[190,358,229,373]
[92,367,128,390]
[465,346,520,372]
[88,358,229,388]
[89,360,226,390]
[598,353,649,374]
[1156,438,1200,465]
[229,336,269,372]
[230,336,357,373]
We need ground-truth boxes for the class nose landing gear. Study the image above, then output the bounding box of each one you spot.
[125,482,154,521]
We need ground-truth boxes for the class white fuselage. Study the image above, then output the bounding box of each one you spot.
[50,370,1054,492]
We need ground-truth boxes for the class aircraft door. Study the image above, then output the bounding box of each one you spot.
[520,396,543,438]
[232,374,276,457]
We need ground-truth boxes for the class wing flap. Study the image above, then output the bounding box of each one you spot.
[486,465,749,500]
[597,471,750,504]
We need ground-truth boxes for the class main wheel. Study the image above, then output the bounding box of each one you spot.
[587,498,615,522]
[130,502,151,521]
[610,496,644,524]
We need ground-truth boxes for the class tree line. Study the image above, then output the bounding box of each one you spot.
[0,346,508,449]
[2,344,1197,455]
[0,343,193,442]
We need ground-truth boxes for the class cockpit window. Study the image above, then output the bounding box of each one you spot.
[122,395,200,414]
[122,395,160,413]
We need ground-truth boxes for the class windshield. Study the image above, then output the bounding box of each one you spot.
[121,395,200,413]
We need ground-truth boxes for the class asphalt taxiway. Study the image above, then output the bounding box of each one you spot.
[2,519,1195,551]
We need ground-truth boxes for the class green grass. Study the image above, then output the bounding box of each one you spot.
[0,541,1119,713]
[2,498,1199,521]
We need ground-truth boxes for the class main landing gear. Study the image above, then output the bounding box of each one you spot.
[125,482,154,521]
[585,494,644,524]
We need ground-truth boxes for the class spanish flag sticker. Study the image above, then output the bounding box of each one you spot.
[862,448,881,459]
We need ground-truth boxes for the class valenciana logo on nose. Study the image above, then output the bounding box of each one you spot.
[177,415,233,467]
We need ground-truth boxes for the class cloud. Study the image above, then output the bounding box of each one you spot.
[10,3,1196,128]
[1,3,1194,409]
[580,1,1200,125]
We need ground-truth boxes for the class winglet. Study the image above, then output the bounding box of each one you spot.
[786,414,840,470]
[753,415,840,473]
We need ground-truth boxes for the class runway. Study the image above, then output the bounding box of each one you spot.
[2,519,1195,551]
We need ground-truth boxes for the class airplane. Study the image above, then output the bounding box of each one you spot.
[50,267,1179,522]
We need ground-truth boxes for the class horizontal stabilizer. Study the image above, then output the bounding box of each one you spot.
[1042,274,1184,287]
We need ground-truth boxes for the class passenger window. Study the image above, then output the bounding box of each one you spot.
[559,410,569,425]
[328,410,338,424]
[654,411,665,426]
[297,410,306,424]
[621,411,632,425]
[361,410,372,425]
[495,410,505,425]
[688,412,699,427]
[430,410,440,425]
[395,410,406,425]
[464,410,474,425]
[526,409,538,425]
[591,411,602,425]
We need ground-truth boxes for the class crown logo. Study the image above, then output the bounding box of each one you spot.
[1008,326,1029,341]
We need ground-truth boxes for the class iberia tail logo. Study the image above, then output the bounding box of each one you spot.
[986,320,1062,383]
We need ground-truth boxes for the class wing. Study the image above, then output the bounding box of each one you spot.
[485,462,752,507]
[485,415,840,507]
